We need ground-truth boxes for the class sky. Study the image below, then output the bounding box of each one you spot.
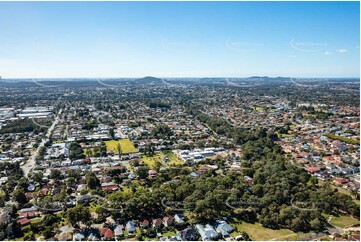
[0,1,359,78]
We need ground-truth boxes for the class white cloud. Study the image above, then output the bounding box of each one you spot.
[324,51,333,55]
[288,55,297,58]
[336,49,348,53]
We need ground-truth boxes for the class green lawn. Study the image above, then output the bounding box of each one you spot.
[141,152,185,168]
[328,215,359,228]
[53,140,67,144]
[324,133,360,145]
[163,151,185,166]
[141,153,164,169]
[105,139,138,154]
[162,231,176,237]
[30,217,42,224]
[230,221,296,241]
[276,132,295,138]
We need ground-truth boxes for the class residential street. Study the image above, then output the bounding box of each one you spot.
[21,109,62,177]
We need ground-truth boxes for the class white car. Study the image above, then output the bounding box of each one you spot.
[235,235,244,241]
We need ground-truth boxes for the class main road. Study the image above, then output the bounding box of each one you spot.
[22,109,62,177]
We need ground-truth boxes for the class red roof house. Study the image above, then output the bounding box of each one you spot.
[17,218,30,226]
[304,167,320,174]
[100,227,114,239]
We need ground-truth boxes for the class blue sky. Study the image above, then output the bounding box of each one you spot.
[0,1,359,78]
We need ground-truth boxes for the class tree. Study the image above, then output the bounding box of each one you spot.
[42,226,54,239]
[86,148,92,159]
[69,142,85,160]
[109,129,115,139]
[13,189,27,205]
[66,205,91,227]
[152,125,173,139]
[117,143,122,157]
[309,176,318,186]
[310,218,323,232]
[291,217,304,232]
[136,166,149,179]
[32,172,43,183]
[42,214,59,227]
[241,231,251,241]
[85,172,100,189]
[95,207,108,220]
[11,221,22,238]
[50,169,61,180]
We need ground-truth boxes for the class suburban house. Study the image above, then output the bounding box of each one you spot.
[101,182,118,192]
[215,221,233,239]
[114,224,124,238]
[140,219,150,228]
[17,217,30,227]
[174,214,185,224]
[178,227,199,241]
[73,231,86,241]
[126,221,136,234]
[195,224,219,241]
[163,215,174,227]
[153,218,162,229]
[100,227,113,240]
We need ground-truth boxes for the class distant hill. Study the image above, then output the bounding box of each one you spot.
[135,76,162,83]
[248,76,291,81]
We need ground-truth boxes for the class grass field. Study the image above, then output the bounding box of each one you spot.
[328,215,359,228]
[105,139,138,154]
[141,151,185,169]
[141,153,164,169]
[230,221,296,241]
[163,151,185,166]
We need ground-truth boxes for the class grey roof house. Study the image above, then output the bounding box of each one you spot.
[178,227,199,241]
[126,221,136,234]
[216,221,233,238]
[195,224,219,241]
